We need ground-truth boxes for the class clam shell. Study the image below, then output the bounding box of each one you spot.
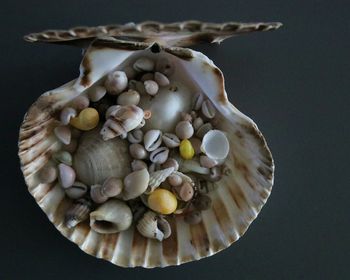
[19,33,274,268]
[73,128,131,185]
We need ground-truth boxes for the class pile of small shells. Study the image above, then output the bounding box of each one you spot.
[38,56,230,241]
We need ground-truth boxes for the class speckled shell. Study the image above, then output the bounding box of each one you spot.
[19,21,278,268]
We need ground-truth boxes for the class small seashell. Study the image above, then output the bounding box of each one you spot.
[136,118,146,129]
[124,65,137,79]
[150,147,169,164]
[58,163,76,189]
[88,86,106,102]
[181,112,193,122]
[154,72,170,86]
[156,57,175,76]
[148,163,161,173]
[65,181,88,199]
[140,72,154,82]
[90,184,108,204]
[136,211,171,241]
[162,133,180,148]
[207,166,222,182]
[54,126,71,145]
[127,129,144,144]
[184,211,202,225]
[144,80,159,96]
[192,92,204,111]
[146,167,175,194]
[196,122,213,138]
[161,158,179,171]
[64,198,92,228]
[144,130,162,152]
[171,171,194,185]
[117,90,140,106]
[200,155,218,168]
[71,95,90,111]
[189,137,202,155]
[101,105,144,140]
[105,105,121,119]
[101,177,123,197]
[104,70,128,95]
[129,143,148,160]
[63,138,78,153]
[193,194,212,210]
[70,108,99,131]
[148,189,178,215]
[133,57,155,72]
[175,121,194,140]
[201,99,216,119]
[60,107,77,125]
[179,159,210,175]
[122,168,150,200]
[52,151,73,166]
[131,159,148,171]
[190,110,197,119]
[143,110,152,120]
[173,182,194,202]
[193,117,204,131]
[90,199,132,233]
[38,165,57,184]
[179,139,195,160]
[201,130,229,160]
[167,174,183,187]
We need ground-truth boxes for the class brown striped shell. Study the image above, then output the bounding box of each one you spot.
[18,21,278,268]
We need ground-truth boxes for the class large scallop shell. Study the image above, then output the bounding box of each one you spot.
[19,21,278,268]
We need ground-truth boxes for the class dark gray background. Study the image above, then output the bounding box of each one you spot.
[2,0,349,279]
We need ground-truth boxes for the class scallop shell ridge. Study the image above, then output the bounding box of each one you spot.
[18,31,274,268]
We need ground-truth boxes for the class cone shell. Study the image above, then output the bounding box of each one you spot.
[19,33,274,268]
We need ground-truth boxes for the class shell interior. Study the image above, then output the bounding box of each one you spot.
[18,37,274,268]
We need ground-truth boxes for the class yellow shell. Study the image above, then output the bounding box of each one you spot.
[179,139,195,160]
[70,107,99,131]
[147,188,178,214]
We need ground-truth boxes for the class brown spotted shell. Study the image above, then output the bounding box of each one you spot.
[19,21,278,268]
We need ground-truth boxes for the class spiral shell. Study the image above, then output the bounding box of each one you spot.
[100,105,144,140]
[146,167,175,194]
[136,211,171,241]
[64,198,92,229]
[90,199,132,234]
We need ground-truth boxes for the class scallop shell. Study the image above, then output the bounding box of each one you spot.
[146,167,175,194]
[19,21,279,268]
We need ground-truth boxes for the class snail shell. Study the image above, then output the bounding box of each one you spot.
[122,168,150,200]
[64,198,92,228]
[88,86,106,102]
[117,90,140,106]
[90,199,132,234]
[133,57,155,72]
[162,133,180,148]
[136,211,171,241]
[101,105,144,140]
[146,167,175,194]
[73,128,131,185]
[127,129,144,144]
[201,130,230,160]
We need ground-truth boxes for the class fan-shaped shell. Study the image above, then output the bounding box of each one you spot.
[19,24,275,268]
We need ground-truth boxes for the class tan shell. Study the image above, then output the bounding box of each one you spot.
[73,128,131,185]
[19,21,278,268]
[146,167,175,194]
